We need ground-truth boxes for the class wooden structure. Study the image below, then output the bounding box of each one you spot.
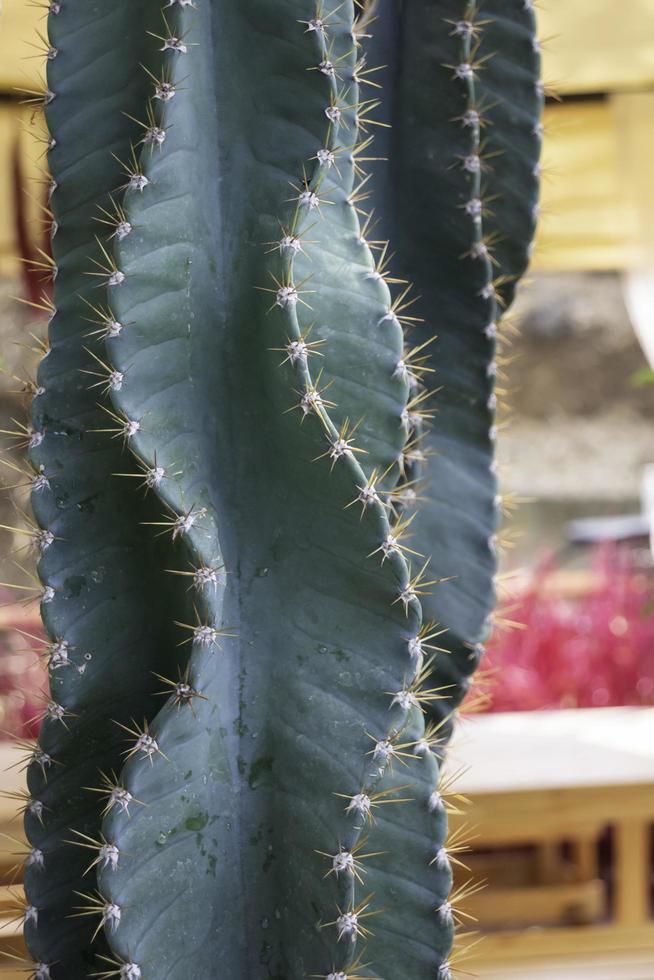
[0,744,27,978]
[449,708,654,977]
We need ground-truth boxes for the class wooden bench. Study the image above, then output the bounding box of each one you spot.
[448,707,654,974]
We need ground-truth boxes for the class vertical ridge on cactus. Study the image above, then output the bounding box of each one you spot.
[363,0,543,731]
[22,3,188,975]
[11,1,541,978]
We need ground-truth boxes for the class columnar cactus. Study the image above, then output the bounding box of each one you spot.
[10,1,541,978]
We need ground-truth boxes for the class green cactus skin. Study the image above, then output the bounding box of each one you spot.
[23,4,188,977]
[363,0,543,732]
[12,2,540,978]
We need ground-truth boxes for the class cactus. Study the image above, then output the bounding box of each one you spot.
[361,0,543,734]
[8,1,541,978]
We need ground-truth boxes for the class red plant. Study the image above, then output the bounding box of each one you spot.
[0,593,47,738]
[484,544,654,712]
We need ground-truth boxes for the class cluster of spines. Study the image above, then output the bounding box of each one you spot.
[449,0,503,572]
[447,0,543,642]
[0,26,66,973]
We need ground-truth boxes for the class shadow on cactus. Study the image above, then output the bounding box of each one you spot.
[7,1,541,978]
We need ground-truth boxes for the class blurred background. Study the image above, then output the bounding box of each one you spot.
[0,1,653,977]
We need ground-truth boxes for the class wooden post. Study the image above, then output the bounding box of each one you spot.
[536,840,562,884]
[571,835,598,883]
[614,819,651,926]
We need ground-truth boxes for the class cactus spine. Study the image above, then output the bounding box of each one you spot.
[7,2,541,978]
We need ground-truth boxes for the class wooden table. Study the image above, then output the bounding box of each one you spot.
[447,707,654,974]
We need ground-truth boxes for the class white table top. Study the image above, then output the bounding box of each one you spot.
[448,707,654,795]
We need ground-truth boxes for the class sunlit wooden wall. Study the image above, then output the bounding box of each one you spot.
[1,0,653,273]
